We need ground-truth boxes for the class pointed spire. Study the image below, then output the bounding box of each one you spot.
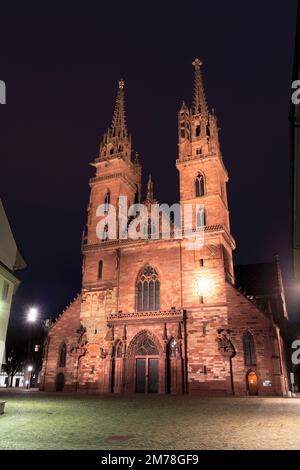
[146,174,154,202]
[99,79,132,161]
[192,58,208,117]
[110,78,128,139]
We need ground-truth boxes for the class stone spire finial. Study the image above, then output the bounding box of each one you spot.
[110,78,128,138]
[192,58,208,116]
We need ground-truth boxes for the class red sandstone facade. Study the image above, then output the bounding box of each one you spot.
[40,60,288,396]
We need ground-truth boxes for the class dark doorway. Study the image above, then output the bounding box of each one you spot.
[136,358,146,393]
[148,358,159,393]
[135,357,159,393]
[15,378,20,387]
[56,372,65,392]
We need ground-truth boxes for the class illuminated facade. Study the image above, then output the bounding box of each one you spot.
[40,60,288,395]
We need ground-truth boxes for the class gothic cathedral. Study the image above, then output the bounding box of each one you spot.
[40,60,288,396]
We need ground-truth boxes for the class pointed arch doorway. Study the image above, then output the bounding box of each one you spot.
[135,337,159,393]
[247,370,258,395]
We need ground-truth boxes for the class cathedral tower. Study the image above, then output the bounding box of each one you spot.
[176,59,235,294]
[84,79,141,247]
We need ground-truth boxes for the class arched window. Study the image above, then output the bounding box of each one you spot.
[102,223,109,241]
[134,189,139,204]
[136,265,160,312]
[98,260,103,280]
[243,331,256,366]
[59,343,67,368]
[115,340,123,358]
[168,338,180,357]
[104,191,110,213]
[195,173,205,197]
[197,207,206,228]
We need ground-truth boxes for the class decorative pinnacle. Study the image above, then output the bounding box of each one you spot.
[110,78,128,138]
[146,174,154,202]
[192,57,208,116]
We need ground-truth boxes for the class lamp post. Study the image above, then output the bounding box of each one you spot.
[25,307,38,389]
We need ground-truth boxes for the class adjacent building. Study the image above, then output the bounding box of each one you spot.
[0,199,26,366]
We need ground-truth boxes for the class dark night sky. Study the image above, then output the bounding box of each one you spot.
[0,1,298,326]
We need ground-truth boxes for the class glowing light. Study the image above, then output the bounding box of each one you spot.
[194,277,213,296]
[27,365,33,372]
[27,307,38,323]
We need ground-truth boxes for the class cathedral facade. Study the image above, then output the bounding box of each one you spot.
[40,60,288,396]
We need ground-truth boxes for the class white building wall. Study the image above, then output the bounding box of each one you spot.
[0,372,24,387]
[0,273,13,365]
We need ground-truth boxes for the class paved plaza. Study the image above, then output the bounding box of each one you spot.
[0,390,300,450]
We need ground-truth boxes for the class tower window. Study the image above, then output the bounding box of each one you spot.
[98,260,103,280]
[243,331,256,366]
[197,207,206,228]
[59,343,67,368]
[104,191,110,213]
[101,224,109,241]
[134,188,139,204]
[195,173,205,197]
[136,265,160,312]
[196,125,200,137]
[196,148,202,155]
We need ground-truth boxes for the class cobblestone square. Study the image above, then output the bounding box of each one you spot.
[0,391,300,450]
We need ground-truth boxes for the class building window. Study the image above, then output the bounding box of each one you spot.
[168,338,180,357]
[197,207,206,228]
[104,191,110,213]
[243,331,256,366]
[115,340,123,358]
[195,173,205,197]
[59,343,67,368]
[196,148,202,155]
[98,260,103,280]
[1,281,9,301]
[82,225,88,245]
[102,224,109,241]
[136,265,160,312]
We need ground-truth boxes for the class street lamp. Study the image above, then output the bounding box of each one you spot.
[27,307,38,323]
[25,307,39,389]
